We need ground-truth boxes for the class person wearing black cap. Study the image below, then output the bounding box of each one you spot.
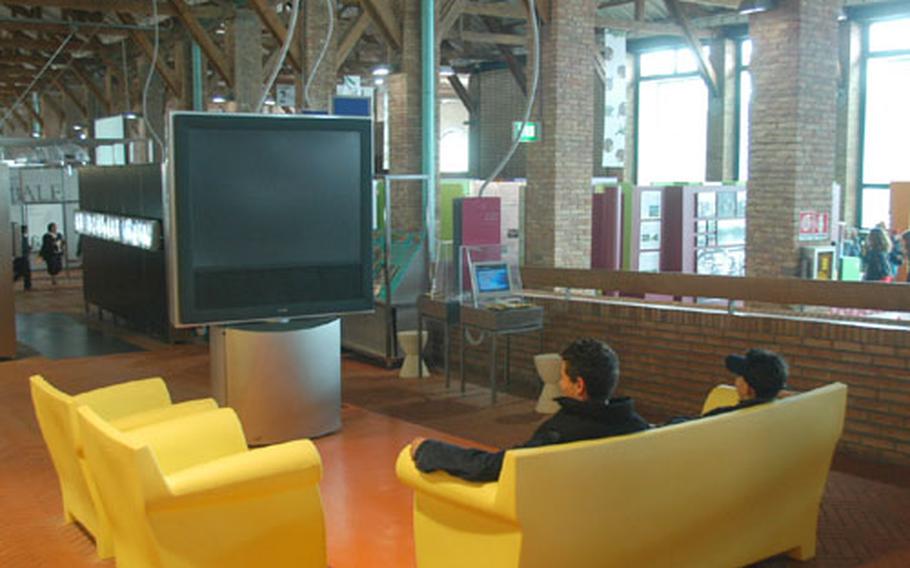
[663,349,789,426]
[703,348,789,418]
[406,338,651,482]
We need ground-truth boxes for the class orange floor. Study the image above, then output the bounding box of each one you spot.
[0,350,486,568]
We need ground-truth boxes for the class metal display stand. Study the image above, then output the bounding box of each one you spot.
[210,318,342,445]
[459,304,544,404]
[416,294,461,387]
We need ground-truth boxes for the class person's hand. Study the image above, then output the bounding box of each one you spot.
[409,437,426,460]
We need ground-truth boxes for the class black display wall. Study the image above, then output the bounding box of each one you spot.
[79,165,171,338]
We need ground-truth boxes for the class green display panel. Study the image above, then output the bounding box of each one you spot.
[438,179,470,241]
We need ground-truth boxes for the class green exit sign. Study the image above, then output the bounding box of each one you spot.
[512,121,539,143]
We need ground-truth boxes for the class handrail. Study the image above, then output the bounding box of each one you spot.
[520,267,910,312]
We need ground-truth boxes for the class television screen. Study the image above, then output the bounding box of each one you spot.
[167,112,373,326]
[474,263,511,294]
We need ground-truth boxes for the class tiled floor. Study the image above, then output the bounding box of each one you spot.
[3,286,910,567]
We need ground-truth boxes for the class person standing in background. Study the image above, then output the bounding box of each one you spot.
[40,222,65,286]
[12,225,31,291]
[863,227,893,282]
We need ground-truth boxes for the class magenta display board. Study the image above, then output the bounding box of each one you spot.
[453,197,502,294]
[592,189,622,270]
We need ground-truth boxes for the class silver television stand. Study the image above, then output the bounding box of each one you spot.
[210,318,341,445]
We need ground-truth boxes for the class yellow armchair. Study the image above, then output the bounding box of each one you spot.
[29,375,218,558]
[77,406,326,568]
[397,383,847,568]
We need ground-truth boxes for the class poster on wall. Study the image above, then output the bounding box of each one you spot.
[601,31,627,169]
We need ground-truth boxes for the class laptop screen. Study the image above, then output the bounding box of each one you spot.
[475,263,511,294]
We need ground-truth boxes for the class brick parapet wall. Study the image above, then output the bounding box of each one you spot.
[443,295,910,466]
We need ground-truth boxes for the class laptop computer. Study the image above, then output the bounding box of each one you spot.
[470,261,527,308]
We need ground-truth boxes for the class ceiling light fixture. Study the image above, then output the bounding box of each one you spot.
[737,0,778,15]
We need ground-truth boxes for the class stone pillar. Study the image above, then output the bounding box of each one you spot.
[232,9,263,112]
[705,38,737,182]
[746,0,842,278]
[388,0,423,232]
[302,0,337,111]
[525,0,595,268]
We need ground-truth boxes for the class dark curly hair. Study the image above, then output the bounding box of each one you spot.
[561,338,619,401]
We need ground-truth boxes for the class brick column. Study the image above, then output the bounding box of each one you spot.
[746,0,842,277]
[388,0,423,232]
[303,0,337,111]
[232,9,263,112]
[525,0,595,268]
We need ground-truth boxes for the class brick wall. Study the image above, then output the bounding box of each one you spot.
[233,9,263,112]
[443,295,910,466]
[525,0,595,268]
[469,69,528,180]
[747,0,841,277]
[470,58,615,181]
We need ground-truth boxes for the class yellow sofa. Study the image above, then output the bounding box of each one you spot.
[29,375,217,558]
[77,405,327,568]
[396,383,847,568]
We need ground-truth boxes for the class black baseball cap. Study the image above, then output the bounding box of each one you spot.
[725,349,789,398]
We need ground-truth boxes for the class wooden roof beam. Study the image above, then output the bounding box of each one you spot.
[1,0,229,19]
[447,73,475,114]
[67,59,111,113]
[336,10,371,72]
[664,0,718,96]
[358,0,400,51]
[167,0,232,87]
[117,12,182,96]
[49,75,87,118]
[247,0,302,72]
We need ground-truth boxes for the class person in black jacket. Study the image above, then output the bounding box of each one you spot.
[39,222,65,285]
[665,349,789,426]
[408,338,651,482]
[703,348,789,417]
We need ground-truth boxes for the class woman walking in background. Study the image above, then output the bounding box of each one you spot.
[863,227,893,282]
[39,222,65,285]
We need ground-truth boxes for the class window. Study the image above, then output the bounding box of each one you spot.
[737,40,752,181]
[636,47,710,185]
[859,17,910,228]
[439,97,469,173]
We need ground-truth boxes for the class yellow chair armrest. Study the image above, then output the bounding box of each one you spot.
[110,399,219,431]
[395,446,512,522]
[74,377,172,421]
[155,440,323,503]
[125,408,248,475]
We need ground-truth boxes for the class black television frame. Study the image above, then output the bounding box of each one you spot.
[165,111,374,327]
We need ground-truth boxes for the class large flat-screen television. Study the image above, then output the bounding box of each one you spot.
[166,112,373,327]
